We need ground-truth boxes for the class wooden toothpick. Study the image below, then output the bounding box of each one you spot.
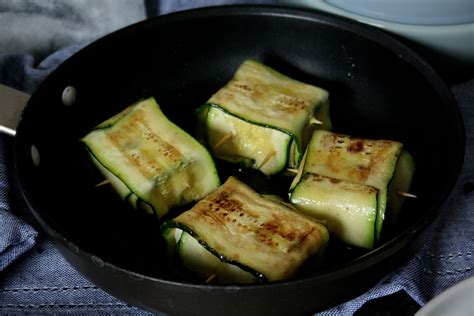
[286,168,298,174]
[184,180,191,189]
[397,191,417,198]
[213,131,233,149]
[95,179,111,187]
[310,117,323,125]
[257,150,276,169]
[205,272,217,284]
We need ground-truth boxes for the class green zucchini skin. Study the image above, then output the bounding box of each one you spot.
[289,130,415,246]
[197,59,330,175]
[81,97,220,218]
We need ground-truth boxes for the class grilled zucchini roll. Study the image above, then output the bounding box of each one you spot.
[291,174,378,249]
[162,176,330,283]
[81,97,220,218]
[290,130,415,248]
[197,59,330,175]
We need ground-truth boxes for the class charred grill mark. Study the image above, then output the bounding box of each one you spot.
[286,228,315,253]
[317,133,382,182]
[232,80,309,114]
[195,189,316,251]
[273,94,310,113]
[304,173,325,183]
[365,142,374,155]
[105,108,183,178]
[255,217,311,250]
[303,173,377,194]
[322,149,346,174]
[211,191,242,213]
[107,131,161,178]
[351,165,372,182]
[234,82,254,93]
[335,134,348,145]
[195,191,246,228]
[348,140,364,153]
[232,81,264,100]
[140,126,182,164]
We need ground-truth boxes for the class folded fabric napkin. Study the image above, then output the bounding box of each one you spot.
[0,0,146,60]
[0,136,37,271]
[0,1,472,314]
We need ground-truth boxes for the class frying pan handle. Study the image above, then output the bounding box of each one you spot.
[0,84,30,136]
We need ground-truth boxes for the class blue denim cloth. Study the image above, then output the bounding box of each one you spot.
[0,1,473,315]
[0,136,37,271]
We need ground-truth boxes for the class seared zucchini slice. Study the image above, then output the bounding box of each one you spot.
[198,59,330,175]
[81,97,220,218]
[161,176,329,283]
[290,130,415,245]
[290,173,378,249]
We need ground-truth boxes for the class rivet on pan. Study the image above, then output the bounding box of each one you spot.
[91,255,105,268]
[62,86,77,107]
[31,145,40,167]
[68,242,80,254]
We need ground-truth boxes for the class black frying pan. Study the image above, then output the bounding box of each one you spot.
[13,5,465,315]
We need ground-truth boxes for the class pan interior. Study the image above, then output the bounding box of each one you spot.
[15,7,463,283]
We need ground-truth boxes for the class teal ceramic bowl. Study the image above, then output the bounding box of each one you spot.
[280,0,474,65]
